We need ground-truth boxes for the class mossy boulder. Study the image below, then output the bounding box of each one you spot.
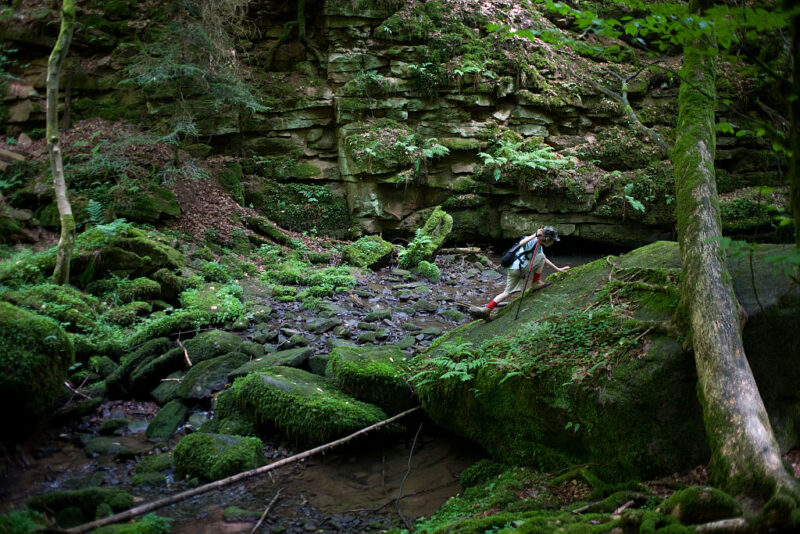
[341,235,395,269]
[398,206,453,268]
[177,352,249,400]
[28,487,133,528]
[107,184,180,224]
[1,283,100,333]
[327,345,416,415]
[172,432,266,481]
[183,330,247,362]
[145,399,188,441]
[105,337,173,398]
[0,302,74,435]
[411,241,800,481]
[228,347,313,379]
[224,367,387,447]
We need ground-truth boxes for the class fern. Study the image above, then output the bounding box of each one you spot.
[87,199,105,226]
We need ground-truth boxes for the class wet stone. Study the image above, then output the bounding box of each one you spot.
[307,317,342,333]
[421,327,443,337]
[481,269,502,280]
[364,309,392,322]
[357,332,377,343]
[402,322,421,331]
[358,322,379,331]
[412,300,438,313]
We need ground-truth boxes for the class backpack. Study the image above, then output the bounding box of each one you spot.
[499,237,539,269]
[500,242,524,268]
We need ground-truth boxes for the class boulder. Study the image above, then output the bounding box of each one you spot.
[176,352,249,399]
[224,367,386,446]
[327,345,416,415]
[228,347,313,379]
[173,432,266,481]
[145,400,189,441]
[411,242,800,481]
[0,302,74,435]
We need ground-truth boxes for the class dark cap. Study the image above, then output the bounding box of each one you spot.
[542,226,560,242]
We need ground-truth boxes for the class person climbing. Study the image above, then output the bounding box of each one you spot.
[469,226,570,320]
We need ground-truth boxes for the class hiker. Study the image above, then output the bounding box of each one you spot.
[469,226,570,320]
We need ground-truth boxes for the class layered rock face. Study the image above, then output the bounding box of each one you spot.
[0,0,787,244]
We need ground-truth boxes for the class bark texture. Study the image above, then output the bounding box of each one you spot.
[47,0,76,285]
[673,19,799,503]
[789,0,800,248]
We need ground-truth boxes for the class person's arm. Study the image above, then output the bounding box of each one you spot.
[545,257,570,272]
[518,228,543,246]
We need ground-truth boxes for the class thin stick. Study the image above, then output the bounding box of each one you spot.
[59,406,421,533]
[177,339,192,367]
[250,489,282,534]
[395,423,423,530]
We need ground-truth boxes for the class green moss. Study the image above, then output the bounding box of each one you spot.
[660,486,741,525]
[127,309,213,348]
[106,337,172,397]
[398,206,453,268]
[229,367,387,446]
[107,184,180,224]
[136,453,173,474]
[414,260,440,282]
[28,488,133,528]
[145,400,188,440]
[218,162,244,205]
[0,302,74,433]
[116,277,162,303]
[327,346,416,415]
[1,283,100,333]
[179,283,245,324]
[91,513,172,534]
[130,472,167,487]
[0,509,46,534]
[172,432,266,481]
[341,235,394,269]
[105,301,152,326]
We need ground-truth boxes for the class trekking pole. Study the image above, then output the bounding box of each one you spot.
[514,239,540,321]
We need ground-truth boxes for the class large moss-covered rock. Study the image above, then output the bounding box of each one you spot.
[105,337,173,398]
[228,347,313,379]
[340,234,394,269]
[107,184,180,224]
[0,302,74,435]
[327,345,416,415]
[177,352,249,400]
[0,283,100,333]
[398,206,453,268]
[225,366,387,447]
[172,432,266,481]
[411,242,800,481]
[145,399,188,440]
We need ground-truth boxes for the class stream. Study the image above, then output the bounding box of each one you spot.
[0,247,610,533]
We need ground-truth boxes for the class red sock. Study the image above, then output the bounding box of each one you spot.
[486,300,498,309]
[533,272,542,283]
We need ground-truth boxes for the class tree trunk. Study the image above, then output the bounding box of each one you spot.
[48,0,76,285]
[672,7,799,504]
[789,0,800,249]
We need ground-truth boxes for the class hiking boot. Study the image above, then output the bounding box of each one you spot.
[468,306,492,320]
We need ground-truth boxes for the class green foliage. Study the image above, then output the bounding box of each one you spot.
[410,338,487,387]
[0,509,46,534]
[87,199,106,226]
[179,283,245,324]
[397,206,453,268]
[398,229,433,269]
[92,513,172,534]
[479,137,571,182]
[342,69,395,97]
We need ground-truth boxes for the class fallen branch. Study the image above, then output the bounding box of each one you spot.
[695,518,751,533]
[58,406,421,533]
[613,500,635,514]
[250,489,282,534]
[177,339,192,367]
[439,247,482,254]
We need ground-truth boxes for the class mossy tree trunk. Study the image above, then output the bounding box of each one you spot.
[47,0,76,285]
[673,1,800,505]
[789,0,800,249]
